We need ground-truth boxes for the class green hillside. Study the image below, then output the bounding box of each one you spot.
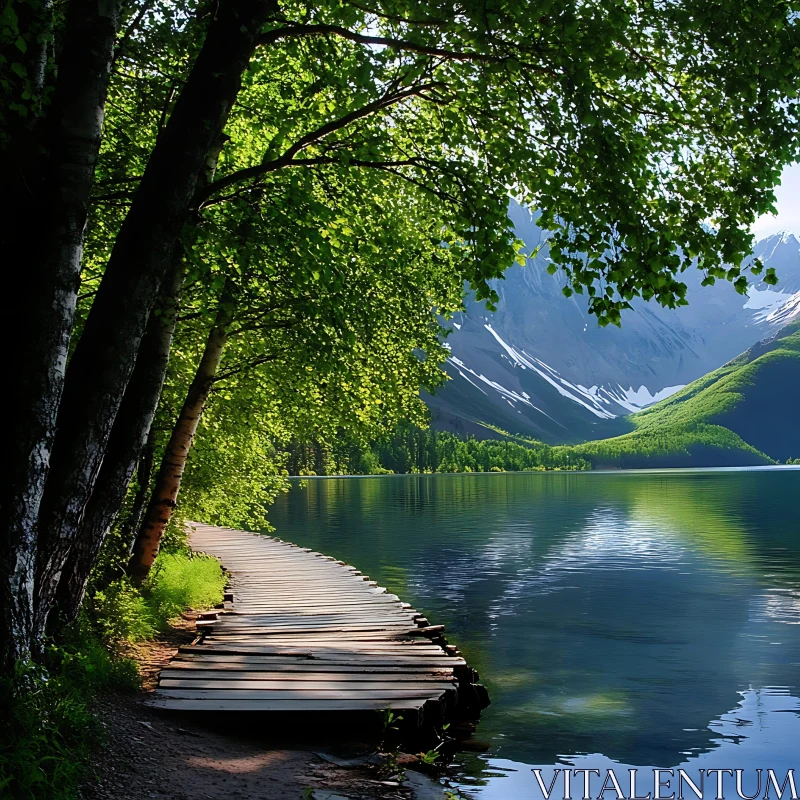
[565,320,800,468]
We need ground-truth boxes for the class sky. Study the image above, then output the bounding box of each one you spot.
[752,162,800,239]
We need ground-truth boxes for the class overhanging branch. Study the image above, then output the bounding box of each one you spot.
[198,82,442,202]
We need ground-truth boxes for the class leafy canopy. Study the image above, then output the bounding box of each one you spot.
[88,0,800,326]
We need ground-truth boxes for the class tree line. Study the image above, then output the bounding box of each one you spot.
[285,426,589,474]
[2,0,799,680]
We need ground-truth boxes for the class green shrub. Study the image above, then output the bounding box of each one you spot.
[92,577,158,644]
[88,551,225,644]
[143,551,226,627]
[159,513,190,553]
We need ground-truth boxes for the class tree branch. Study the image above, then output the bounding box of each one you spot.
[213,353,281,381]
[113,0,157,66]
[199,83,442,201]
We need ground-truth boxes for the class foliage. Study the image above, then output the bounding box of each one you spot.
[90,578,157,644]
[189,0,800,322]
[419,749,441,765]
[82,0,800,332]
[0,633,138,799]
[285,424,589,474]
[564,423,771,469]
[0,542,225,798]
[75,0,800,564]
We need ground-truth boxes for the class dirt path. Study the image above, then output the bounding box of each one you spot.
[80,614,451,800]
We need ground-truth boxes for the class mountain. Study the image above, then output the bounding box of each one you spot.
[564,320,800,467]
[427,206,800,443]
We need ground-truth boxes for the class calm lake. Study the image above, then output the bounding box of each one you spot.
[265,468,800,798]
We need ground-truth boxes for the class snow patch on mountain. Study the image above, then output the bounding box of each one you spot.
[600,384,685,412]
[745,287,791,310]
[448,355,561,423]
[764,291,800,325]
[483,325,618,419]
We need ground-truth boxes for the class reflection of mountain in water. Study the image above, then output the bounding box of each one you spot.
[266,471,800,772]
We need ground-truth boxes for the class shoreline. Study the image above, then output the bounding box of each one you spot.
[286,463,800,479]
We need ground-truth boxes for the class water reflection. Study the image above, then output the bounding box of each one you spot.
[265,469,800,796]
[460,688,800,799]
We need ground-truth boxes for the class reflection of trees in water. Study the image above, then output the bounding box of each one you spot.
[265,471,800,768]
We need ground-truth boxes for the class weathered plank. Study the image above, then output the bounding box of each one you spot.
[168,659,457,674]
[147,698,428,720]
[159,670,456,682]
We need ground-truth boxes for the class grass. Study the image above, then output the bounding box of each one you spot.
[564,320,800,468]
[91,551,226,644]
[144,551,227,624]
[0,547,226,799]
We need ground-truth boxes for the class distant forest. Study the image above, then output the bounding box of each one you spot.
[284,425,589,475]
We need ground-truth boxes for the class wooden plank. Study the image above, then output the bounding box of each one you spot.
[146,698,426,716]
[177,650,465,666]
[220,603,412,612]
[159,679,457,692]
[188,647,454,658]
[201,625,420,636]
[207,622,420,631]
[159,670,455,682]
[221,601,406,611]
[201,636,443,647]
[209,610,417,620]
[154,688,447,700]
[203,632,436,641]
[200,643,448,654]
[202,609,418,628]
[168,659,455,674]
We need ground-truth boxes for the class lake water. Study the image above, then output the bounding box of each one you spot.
[265,469,800,799]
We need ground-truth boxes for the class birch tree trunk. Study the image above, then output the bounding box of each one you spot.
[52,256,185,624]
[1,0,121,668]
[33,0,274,641]
[128,301,235,581]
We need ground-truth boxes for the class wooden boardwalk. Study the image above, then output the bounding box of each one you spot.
[148,523,488,728]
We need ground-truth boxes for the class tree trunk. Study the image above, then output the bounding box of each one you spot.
[121,428,158,555]
[0,0,121,668]
[51,131,229,623]
[52,255,185,624]
[33,0,274,640]
[128,301,235,580]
